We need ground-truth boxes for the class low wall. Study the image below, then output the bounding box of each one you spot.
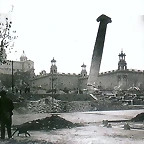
[52,94,94,101]
[13,102,27,108]
[29,94,94,101]
[9,93,94,102]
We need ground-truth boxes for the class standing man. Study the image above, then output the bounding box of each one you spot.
[0,90,14,139]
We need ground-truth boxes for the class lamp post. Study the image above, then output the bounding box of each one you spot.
[11,60,14,93]
[51,71,54,112]
[51,71,57,113]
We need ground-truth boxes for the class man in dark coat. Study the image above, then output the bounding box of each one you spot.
[0,90,14,139]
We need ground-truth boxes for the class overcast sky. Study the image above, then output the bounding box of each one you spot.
[0,0,144,75]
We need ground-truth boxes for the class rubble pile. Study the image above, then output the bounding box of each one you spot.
[66,101,92,112]
[131,112,144,122]
[90,99,129,111]
[27,96,62,113]
[14,99,131,114]
[13,115,81,131]
[14,93,143,114]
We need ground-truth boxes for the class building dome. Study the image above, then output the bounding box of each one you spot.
[20,50,27,61]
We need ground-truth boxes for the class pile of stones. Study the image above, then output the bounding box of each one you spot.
[124,123,131,130]
[65,101,92,112]
[102,120,112,128]
[27,97,62,113]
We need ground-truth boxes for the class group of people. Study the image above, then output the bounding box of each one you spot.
[15,86,30,94]
[0,89,14,139]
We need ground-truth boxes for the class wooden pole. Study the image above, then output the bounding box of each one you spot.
[12,60,14,93]
[52,71,54,112]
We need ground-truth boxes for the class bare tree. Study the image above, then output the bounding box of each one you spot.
[0,11,18,63]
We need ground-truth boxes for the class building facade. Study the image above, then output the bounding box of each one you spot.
[96,51,144,90]
[31,58,86,91]
[0,51,35,75]
[31,51,144,91]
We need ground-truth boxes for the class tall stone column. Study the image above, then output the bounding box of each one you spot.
[87,14,112,89]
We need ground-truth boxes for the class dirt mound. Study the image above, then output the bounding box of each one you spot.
[0,139,53,144]
[131,112,144,122]
[13,115,81,131]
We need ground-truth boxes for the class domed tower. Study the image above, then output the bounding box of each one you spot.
[118,50,127,70]
[50,57,57,74]
[20,50,27,61]
[81,63,87,77]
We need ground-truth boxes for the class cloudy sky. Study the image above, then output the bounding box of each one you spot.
[0,0,144,75]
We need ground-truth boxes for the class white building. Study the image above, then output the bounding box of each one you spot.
[0,51,35,75]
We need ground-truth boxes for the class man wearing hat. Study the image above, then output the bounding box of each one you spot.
[0,89,14,139]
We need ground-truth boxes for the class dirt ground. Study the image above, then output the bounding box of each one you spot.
[0,109,144,144]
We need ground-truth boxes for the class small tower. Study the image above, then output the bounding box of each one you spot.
[118,50,127,70]
[81,63,87,77]
[20,50,27,61]
[50,57,57,73]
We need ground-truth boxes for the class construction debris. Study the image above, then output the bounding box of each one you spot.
[124,123,131,130]
[107,124,112,128]
[27,97,62,113]
[102,120,109,127]
[102,120,112,128]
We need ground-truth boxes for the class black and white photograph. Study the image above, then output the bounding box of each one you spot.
[0,0,144,143]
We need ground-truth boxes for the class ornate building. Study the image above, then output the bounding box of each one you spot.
[31,58,88,91]
[31,50,144,91]
[0,51,35,77]
[96,50,144,90]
